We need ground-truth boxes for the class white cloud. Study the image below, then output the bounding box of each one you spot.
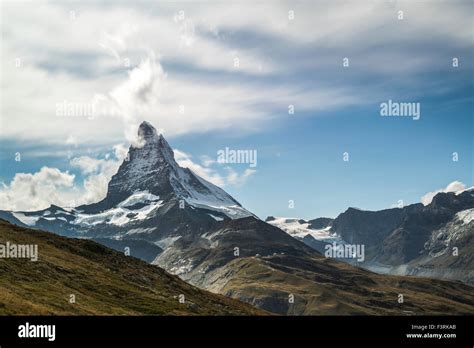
[65,135,78,147]
[70,156,105,174]
[108,51,167,144]
[200,155,216,167]
[0,145,127,211]
[69,154,124,205]
[174,149,255,187]
[113,143,129,160]
[0,143,255,211]
[79,161,119,205]
[0,167,76,211]
[2,1,470,145]
[99,22,139,64]
[420,181,467,205]
[225,167,256,187]
[174,149,224,186]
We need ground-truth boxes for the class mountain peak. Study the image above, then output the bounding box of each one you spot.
[135,121,173,157]
[137,121,160,144]
[80,121,251,218]
[138,120,156,132]
[128,121,177,176]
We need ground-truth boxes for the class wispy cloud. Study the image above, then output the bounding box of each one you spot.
[420,181,468,205]
[0,143,255,211]
[0,145,126,211]
[0,167,76,211]
[174,149,256,187]
[2,1,471,145]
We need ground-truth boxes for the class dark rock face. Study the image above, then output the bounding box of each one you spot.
[79,121,240,214]
[317,190,474,282]
[331,204,424,246]
[301,234,330,254]
[308,217,333,229]
[330,191,472,255]
[79,122,177,213]
[87,122,249,229]
[375,191,473,265]
[155,216,315,276]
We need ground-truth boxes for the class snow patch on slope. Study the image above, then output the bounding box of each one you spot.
[170,165,254,219]
[168,258,194,275]
[118,191,160,208]
[75,192,163,227]
[11,212,40,226]
[455,208,474,225]
[124,227,157,236]
[268,217,339,241]
[207,213,224,221]
[154,236,181,249]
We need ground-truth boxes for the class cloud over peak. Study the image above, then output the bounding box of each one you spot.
[421,181,468,206]
[2,1,471,145]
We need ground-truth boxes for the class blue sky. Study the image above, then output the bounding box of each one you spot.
[0,0,472,218]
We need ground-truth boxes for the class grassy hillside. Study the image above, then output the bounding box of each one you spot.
[212,254,474,315]
[0,219,265,315]
[156,217,474,315]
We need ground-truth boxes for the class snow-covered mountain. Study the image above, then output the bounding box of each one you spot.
[0,121,253,259]
[1,121,473,314]
[271,189,474,283]
[79,121,252,219]
[265,216,336,241]
[265,216,341,254]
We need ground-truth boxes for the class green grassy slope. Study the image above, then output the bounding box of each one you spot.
[0,219,266,315]
[213,254,474,315]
